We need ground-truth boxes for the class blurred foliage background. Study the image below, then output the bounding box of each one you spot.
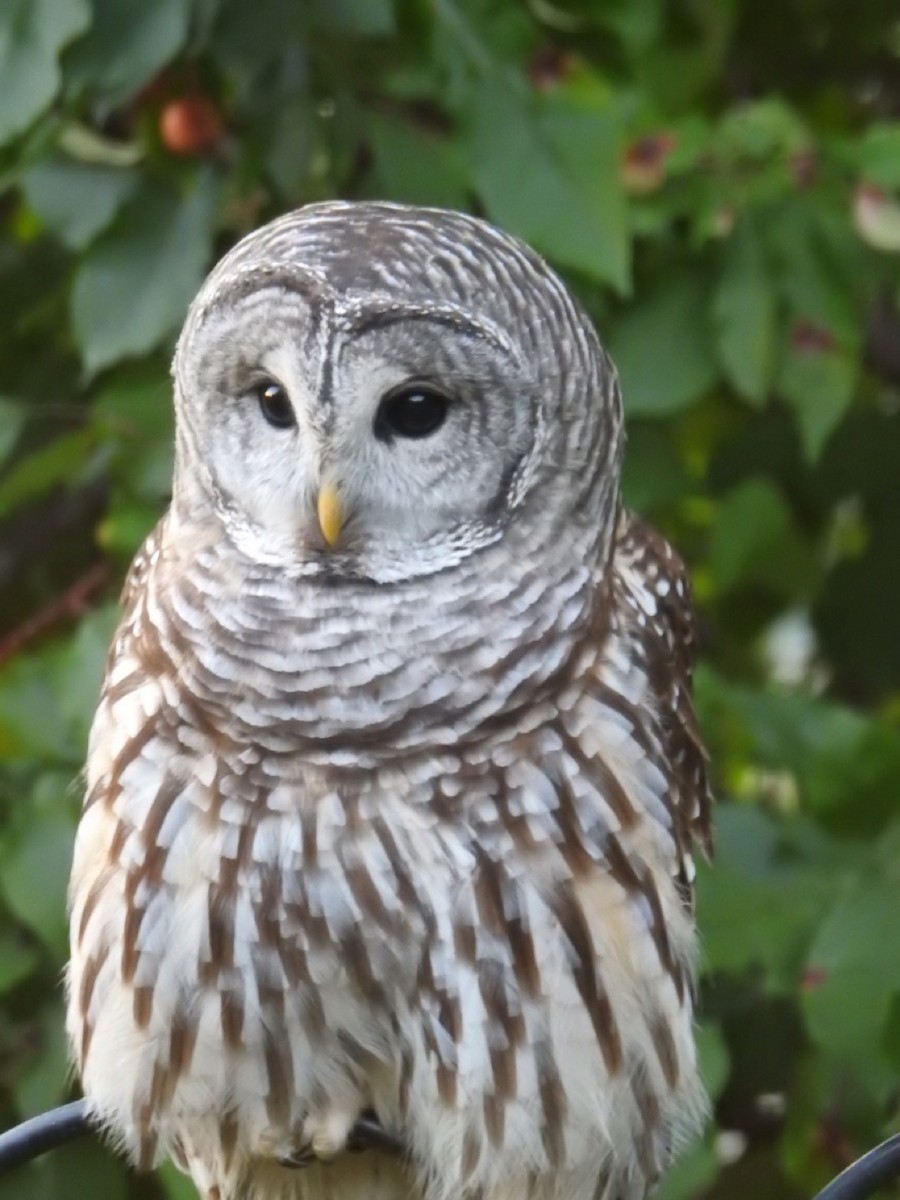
[0,0,899,1197]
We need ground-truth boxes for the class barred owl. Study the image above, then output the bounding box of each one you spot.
[67,202,712,1200]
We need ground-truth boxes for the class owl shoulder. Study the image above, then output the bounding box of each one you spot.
[119,518,168,610]
[612,508,713,862]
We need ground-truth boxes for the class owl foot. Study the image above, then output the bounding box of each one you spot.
[278,1111,356,1168]
[278,1146,316,1169]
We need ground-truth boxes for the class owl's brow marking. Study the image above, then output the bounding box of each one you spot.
[345,304,519,361]
[198,268,329,324]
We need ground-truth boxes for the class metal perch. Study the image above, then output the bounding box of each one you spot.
[0,1100,404,1174]
[0,1101,897,1199]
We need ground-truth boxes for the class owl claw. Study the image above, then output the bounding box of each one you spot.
[278,1111,356,1168]
[277,1147,317,1169]
[306,1111,355,1161]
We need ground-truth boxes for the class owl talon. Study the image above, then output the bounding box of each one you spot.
[305,1111,356,1162]
[345,1108,379,1152]
[277,1147,317,1169]
[278,1111,356,1168]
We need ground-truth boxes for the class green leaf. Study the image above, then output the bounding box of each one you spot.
[0,929,38,994]
[94,366,175,501]
[92,364,172,438]
[765,205,860,344]
[697,1021,730,1099]
[207,1,303,97]
[64,0,191,106]
[99,501,160,557]
[803,965,896,1076]
[713,220,776,405]
[0,397,25,466]
[158,1161,199,1200]
[463,81,629,290]
[313,0,394,34]
[857,123,900,188]
[0,428,100,520]
[698,669,900,834]
[607,268,716,414]
[653,1139,719,1200]
[886,996,900,1078]
[0,658,77,762]
[709,477,812,595]
[802,880,900,1086]
[779,343,857,461]
[695,806,834,987]
[369,115,470,210]
[11,1002,70,1116]
[263,99,316,200]
[57,605,121,746]
[44,1141,127,1200]
[807,880,900,980]
[71,173,219,374]
[0,0,89,145]
[806,721,900,835]
[620,421,692,511]
[0,809,75,958]
[717,97,809,160]
[593,0,664,52]
[21,157,139,250]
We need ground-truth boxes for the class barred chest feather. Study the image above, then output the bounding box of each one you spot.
[67,525,707,1200]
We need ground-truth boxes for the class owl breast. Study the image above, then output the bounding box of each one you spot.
[67,608,704,1200]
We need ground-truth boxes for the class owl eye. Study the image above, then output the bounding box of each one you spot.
[375,383,451,441]
[255,381,296,429]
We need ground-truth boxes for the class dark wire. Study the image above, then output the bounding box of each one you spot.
[0,1101,405,1176]
[0,1100,89,1173]
[0,1101,897,1197]
[812,1132,900,1200]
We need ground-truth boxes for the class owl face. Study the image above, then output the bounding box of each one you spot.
[172,203,620,581]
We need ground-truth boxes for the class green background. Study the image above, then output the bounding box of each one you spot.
[0,1,899,1197]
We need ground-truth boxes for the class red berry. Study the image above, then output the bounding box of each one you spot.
[791,320,836,355]
[528,46,574,91]
[159,96,224,156]
[800,965,829,991]
[621,133,678,194]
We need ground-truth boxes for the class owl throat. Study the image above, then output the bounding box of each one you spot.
[137,505,614,767]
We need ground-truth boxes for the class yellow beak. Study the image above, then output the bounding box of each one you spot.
[316,482,344,548]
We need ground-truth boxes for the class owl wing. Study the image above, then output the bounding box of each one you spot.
[611,508,712,909]
[119,519,165,610]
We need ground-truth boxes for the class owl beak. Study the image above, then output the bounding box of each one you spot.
[316,482,344,548]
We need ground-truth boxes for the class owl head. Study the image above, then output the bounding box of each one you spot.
[171,202,623,583]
